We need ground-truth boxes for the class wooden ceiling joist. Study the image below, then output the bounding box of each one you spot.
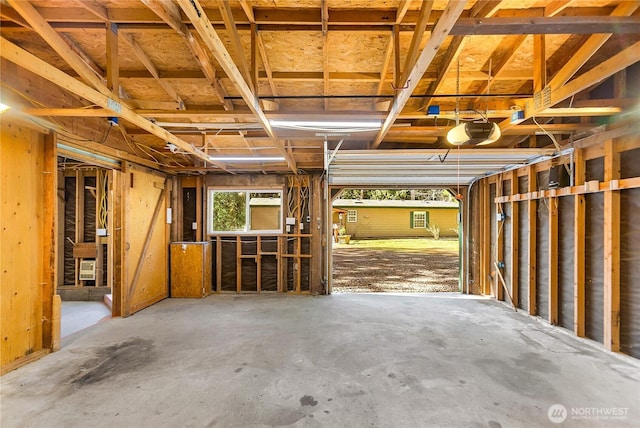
[372,1,467,149]
[399,0,434,86]
[121,32,185,108]
[7,0,109,96]
[141,0,232,110]
[501,39,640,130]
[176,0,296,172]
[218,0,253,92]
[0,36,227,170]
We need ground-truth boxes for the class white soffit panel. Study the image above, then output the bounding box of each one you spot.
[328,149,556,187]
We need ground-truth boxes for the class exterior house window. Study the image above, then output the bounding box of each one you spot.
[347,210,357,223]
[207,189,283,234]
[411,211,427,228]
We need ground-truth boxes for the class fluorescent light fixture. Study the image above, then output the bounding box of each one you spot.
[270,119,381,129]
[0,103,10,113]
[446,122,501,146]
[208,156,286,162]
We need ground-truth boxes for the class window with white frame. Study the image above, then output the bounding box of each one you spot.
[347,210,357,223]
[412,211,427,228]
[208,189,283,234]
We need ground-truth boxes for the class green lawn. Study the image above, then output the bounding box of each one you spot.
[342,238,459,253]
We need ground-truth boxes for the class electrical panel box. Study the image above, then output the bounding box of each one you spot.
[79,260,96,281]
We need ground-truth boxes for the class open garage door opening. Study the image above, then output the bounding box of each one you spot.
[330,188,461,294]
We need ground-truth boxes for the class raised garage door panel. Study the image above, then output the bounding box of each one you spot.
[122,164,169,316]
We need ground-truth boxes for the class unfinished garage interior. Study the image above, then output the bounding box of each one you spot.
[1,0,639,426]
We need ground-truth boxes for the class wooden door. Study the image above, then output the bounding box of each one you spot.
[119,164,169,317]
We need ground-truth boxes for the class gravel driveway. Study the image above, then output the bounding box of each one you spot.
[331,246,459,293]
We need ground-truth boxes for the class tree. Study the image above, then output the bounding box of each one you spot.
[212,192,246,231]
[338,188,452,201]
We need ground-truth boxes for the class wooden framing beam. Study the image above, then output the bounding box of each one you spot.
[7,0,109,96]
[399,0,433,86]
[418,1,501,111]
[250,23,258,94]
[395,0,412,24]
[393,25,401,88]
[42,133,58,349]
[482,180,491,295]
[256,31,279,98]
[238,0,254,23]
[547,3,639,90]
[501,39,640,131]
[176,0,296,172]
[121,32,184,107]
[473,35,527,101]
[449,15,640,36]
[219,0,253,92]
[374,30,394,108]
[106,22,120,93]
[76,0,109,21]
[372,1,466,149]
[548,196,558,325]
[141,0,232,109]
[573,148,586,337]
[323,31,330,111]
[510,169,519,307]
[496,180,504,301]
[527,166,537,316]
[533,34,546,93]
[603,139,620,351]
[0,36,227,170]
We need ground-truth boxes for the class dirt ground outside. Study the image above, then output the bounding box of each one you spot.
[331,238,460,293]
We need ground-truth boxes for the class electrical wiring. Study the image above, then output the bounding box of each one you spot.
[98,169,108,229]
[532,116,561,151]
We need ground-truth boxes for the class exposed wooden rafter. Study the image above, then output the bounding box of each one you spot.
[121,32,185,108]
[141,0,233,110]
[0,36,228,170]
[399,0,433,86]
[372,1,467,149]
[175,0,296,172]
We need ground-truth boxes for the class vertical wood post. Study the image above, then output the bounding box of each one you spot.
[42,133,57,348]
[527,166,537,315]
[548,196,558,325]
[574,149,586,337]
[496,177,504,301]
[510,170,519,306]
[604,140,621,351]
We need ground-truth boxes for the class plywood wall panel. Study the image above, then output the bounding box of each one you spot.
[0,123,48,369]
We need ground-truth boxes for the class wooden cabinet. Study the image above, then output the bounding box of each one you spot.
[170,242,212,298]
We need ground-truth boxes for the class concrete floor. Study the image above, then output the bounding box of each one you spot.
[61,301,111,339]
[1,293,638,428]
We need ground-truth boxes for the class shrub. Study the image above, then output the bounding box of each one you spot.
[448,227,459,237]
[427,223,440,240]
